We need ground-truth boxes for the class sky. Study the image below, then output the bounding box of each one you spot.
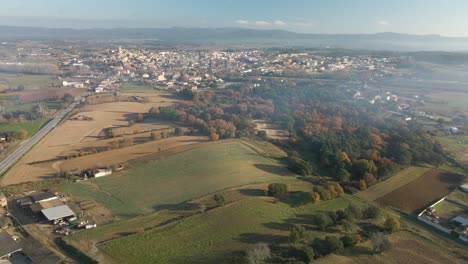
[0,0,467,36]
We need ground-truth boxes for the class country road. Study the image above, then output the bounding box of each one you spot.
[0,98,82,177]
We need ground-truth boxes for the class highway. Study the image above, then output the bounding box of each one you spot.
[0,99,81,177]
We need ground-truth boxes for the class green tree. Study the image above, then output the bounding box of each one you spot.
[363,205,381,219]
[313,213,332,231]
[267,183,288,198]
[289,224,306,244]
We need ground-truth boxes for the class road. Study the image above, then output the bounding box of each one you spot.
[0,99,82,177]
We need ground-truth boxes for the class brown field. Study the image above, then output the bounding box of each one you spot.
[316,231,464,264]
[58,135,208,172]
[375,169,466,213]
[17,88,86,103]
[0,92,183,186]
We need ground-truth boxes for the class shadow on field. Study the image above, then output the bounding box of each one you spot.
[254,164,292,176]
[237,233,288,244]
[239,188,265,197]
[153,202,200,211]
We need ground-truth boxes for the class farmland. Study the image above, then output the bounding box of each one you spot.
[0,118,48,135]
[0,73,60,89]
[375,169,466,213]
[437,135,468,164]
[119,82,155,92]
[59,140,294,218]
[357,166,431,201]
[99,196,362,264]
[1,91,181,185]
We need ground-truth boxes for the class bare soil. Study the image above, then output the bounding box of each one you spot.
[375,169,466,213]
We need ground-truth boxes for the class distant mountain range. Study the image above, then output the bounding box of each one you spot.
[1,26,468,51]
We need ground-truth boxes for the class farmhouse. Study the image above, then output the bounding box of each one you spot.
[41,205,75,223]
[93,168,113,178]
[0,231,22,260]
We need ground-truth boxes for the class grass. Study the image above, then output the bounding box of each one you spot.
[436,135,468,163]
[447,189,468,206]
[357,166,431,201]
[119,82,155,92]
[432,200,466,221]
[0,73,58,88]
[59,141,295,218]
[0,119,48,135]
[99,196,362,264]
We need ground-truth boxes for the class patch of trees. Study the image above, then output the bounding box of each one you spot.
[276,204,397,263]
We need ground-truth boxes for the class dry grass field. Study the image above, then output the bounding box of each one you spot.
[375,169,466,213]
[0,92,182,186]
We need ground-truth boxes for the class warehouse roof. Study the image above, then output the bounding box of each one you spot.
[41,205,75,221]
[0,231,22,259]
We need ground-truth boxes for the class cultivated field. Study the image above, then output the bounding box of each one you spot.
[375,169,466,213]
[1,91,181,185]
[357,166,431,201]
[59,141,294,219]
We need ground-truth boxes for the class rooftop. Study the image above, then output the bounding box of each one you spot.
[31,192,57,203]
[0,231,22,259]
[41,205,75,221]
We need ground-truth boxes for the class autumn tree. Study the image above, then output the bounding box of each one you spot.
[209,132,219,141]
[384,216,400,233]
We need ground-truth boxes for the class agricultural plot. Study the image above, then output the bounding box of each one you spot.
[119,82,155,92]
[437,135,468,164]
[0,73,59,89]
[0,119,48,135]
[1,93,180,185]
[375,169,466,213]
[357,166,431,201]
[59,141,294,218]
[99,196,361,264]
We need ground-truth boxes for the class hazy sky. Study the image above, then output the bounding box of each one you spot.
[0,0,467,36]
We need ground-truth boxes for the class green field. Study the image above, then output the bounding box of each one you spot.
[432,200,466,221]
[59,141,295,218]
[99,196,362,264]
[0,73,58,89]
[447,189,468,205]
[0,119,48,135]
[119,82,155,92]
[357,166,431,201]
[436,135,468,163]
